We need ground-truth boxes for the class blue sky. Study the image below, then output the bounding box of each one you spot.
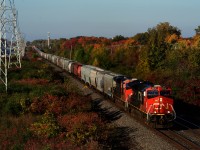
[15,0,200,41]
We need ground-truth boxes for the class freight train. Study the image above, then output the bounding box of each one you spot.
[33,46,176,128]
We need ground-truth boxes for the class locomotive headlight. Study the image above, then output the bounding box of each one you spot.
[167,111,170,113]
[160,98,163,102]
[154,111,157,113]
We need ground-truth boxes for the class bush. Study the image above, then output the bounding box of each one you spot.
[5,98,22,116]
[58,112,103,145]
[30,113,60,138]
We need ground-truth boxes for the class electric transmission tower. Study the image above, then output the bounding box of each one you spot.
[0,0,25,91]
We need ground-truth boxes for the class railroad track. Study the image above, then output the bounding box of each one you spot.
[156,116,200,150]
[157,128,200,150]
[175,116,200,130]
[172,116,200,148]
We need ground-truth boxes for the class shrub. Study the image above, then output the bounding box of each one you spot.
[65,94,91,113]
[57,112,103,145]
[30,113,60,138]
[5,98,22,116]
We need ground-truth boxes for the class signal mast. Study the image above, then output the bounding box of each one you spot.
[0,0,25,91]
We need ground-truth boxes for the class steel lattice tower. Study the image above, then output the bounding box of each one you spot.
[0,0,25,91]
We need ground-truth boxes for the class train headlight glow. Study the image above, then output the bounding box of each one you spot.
[160,98,163,102]
[154,111,157,113]
[167,111,170,113]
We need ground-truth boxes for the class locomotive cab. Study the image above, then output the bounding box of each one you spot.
[144,85,176,125]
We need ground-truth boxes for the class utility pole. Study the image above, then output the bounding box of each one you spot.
[47,32,50,48]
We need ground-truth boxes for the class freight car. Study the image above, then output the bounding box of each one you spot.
[33,46,176,128]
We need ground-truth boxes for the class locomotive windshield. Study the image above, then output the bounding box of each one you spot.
[160,90,171,98]
[147,90,159,98]
[147,90,171,99]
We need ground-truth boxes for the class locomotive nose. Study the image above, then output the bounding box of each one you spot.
[153,97,166,114]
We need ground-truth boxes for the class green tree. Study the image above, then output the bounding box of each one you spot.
[147,22,181,70]
[133,32,149,45]
[74,48,86,63]
[112,35,126,42]
[195,25,200,35]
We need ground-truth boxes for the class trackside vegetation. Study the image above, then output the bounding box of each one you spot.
[0,49,112,149]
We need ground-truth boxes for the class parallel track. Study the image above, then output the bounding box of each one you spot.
[157,128,200,150]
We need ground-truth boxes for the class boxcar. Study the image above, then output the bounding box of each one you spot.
[71,62,82,78]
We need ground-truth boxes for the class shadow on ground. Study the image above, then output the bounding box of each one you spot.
[92,98,141,150]
[92,98,122,122]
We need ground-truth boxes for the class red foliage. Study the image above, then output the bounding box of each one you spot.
[63,38,78,50]
[30,93,92,115]
[57,112,99,131]
[0,127,27,149]
[177,78,200,106]
[15,79,49,85]
[30,94,65,115]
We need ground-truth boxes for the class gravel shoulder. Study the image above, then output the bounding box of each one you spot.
[49,62,178,150]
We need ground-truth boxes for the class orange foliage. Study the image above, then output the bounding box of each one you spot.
[192,34,200,48]
[165,33,179,44]
[177,38,192,49]
[124,38,138,47]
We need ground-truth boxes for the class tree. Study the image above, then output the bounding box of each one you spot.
[148,22,181,48]
[195,26,200,35]
[112,35,126,42]
[133,32,149,45]
[146,22,181,70]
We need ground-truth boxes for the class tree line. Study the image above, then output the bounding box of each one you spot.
[32,22,200,106]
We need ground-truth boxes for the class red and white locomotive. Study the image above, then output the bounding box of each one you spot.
[34,46,176,128]
[113,77,176,127]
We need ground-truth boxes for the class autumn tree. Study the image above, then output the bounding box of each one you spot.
[192,35,200,48]
[147,22,181,70]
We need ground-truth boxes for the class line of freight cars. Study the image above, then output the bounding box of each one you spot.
[33,46,176,128]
